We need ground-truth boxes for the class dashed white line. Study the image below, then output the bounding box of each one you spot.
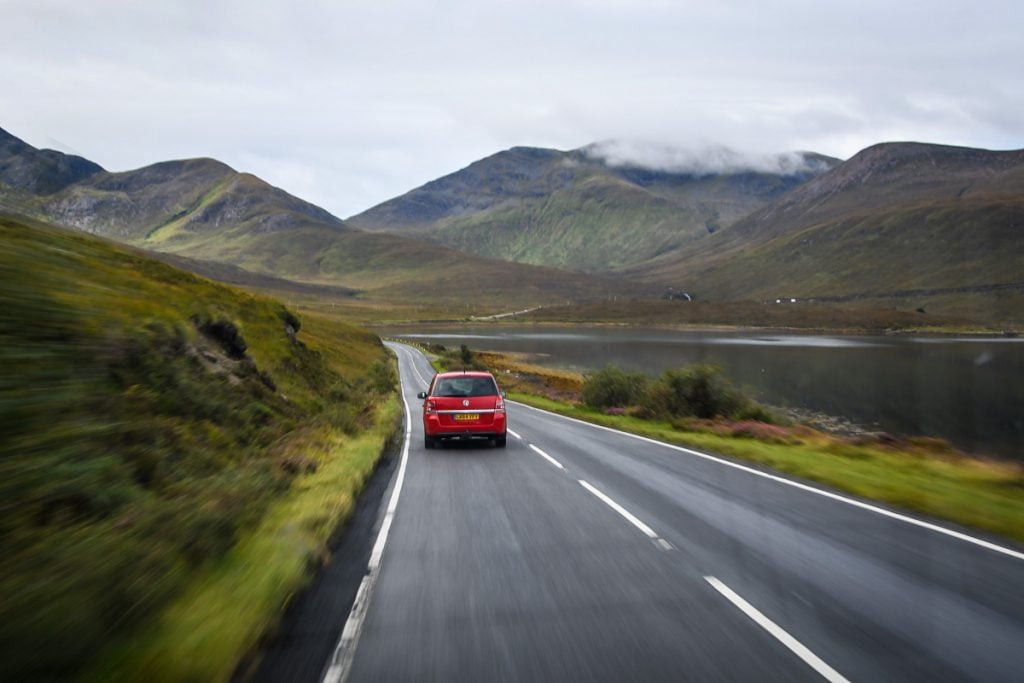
[704,576,850,683]
[511,399,1024,563]
[579,480,657,537]
[578,480,672,550]
[507,429,522,440]
[529,443,565,470]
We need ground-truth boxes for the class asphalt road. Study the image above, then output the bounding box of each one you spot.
[325,342,1024,682]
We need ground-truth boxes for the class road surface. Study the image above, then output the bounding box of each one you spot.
[325,342,1024,682]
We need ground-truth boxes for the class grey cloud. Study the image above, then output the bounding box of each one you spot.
[1,0,1022,216]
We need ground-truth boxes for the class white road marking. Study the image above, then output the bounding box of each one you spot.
[512,400,1024,563]
[578,479,673,553]
[507,428,522,440]
[529,443,565,470]
[322,349,414,683]
[400,346,430,388]
[705,576,850,683]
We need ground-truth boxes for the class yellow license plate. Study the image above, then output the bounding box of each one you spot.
[454,413,479,421]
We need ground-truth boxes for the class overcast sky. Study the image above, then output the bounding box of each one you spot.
[2,0,1022,217]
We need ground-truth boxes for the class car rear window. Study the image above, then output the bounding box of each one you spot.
[433,376,498,397]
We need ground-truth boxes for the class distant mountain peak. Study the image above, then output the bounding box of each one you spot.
[776,141,1024,210]
[348,140,840,272]
[840,141,1024,174]
[0,124,353,244]
[0,126,104,195]
[505,145,566,158]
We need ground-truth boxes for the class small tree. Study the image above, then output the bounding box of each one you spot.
[438,344,487,371]
[581,364,648,409]
[644,363,743,419]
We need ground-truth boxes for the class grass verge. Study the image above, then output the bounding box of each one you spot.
[83,396,401,682]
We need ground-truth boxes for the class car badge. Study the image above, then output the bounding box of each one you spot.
[463,399,470,407]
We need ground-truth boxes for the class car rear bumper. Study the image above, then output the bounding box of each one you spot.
[428,430,506,442]
[424,414,507,440]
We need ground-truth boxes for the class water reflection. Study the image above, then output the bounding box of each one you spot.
[701,336,885,348]
[385,326,1024,460]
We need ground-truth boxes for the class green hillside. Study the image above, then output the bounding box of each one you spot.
[348,145,837,272]
[426,175,701,271]
[140,214,650,306]
[678,199,1024,300]
[39,162,346,244]
[0,215,392,679]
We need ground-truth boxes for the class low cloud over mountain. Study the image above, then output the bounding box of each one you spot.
[583,140,836,176]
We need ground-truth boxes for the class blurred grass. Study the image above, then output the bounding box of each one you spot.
[0,215,393,680]
[82,397,401,682]
[509,393,1024,544]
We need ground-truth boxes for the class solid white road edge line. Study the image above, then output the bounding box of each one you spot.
[321,354,413,683]
[529,443,565,470]
[512,400,1024,562]
[398,345,430,389]
[704,576,850,683]
[579,479,672,551]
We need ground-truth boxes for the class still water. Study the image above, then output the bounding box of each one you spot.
[383,325,1024,460]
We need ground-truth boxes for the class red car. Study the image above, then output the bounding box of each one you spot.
[417,370,507,449]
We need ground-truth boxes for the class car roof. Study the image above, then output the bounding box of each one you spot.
[435,370,495,379]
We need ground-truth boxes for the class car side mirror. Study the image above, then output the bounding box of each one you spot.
[416,391,428,399]
[501,391,507,398]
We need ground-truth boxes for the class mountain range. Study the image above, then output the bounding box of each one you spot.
[352,139,1024,314]
[348,144,839,272]
[2,124,1022,320]
[0,127,645,307]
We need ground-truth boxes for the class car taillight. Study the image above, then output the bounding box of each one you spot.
[495,397,505,412]
[426,400,437,414]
